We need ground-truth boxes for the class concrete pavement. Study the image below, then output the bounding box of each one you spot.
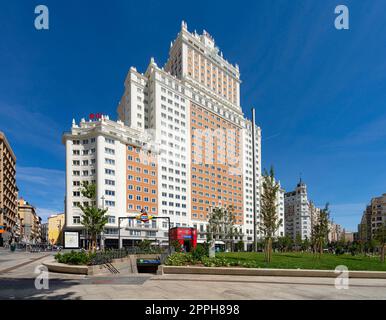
[1,250,386,300]
[0,249,54,274]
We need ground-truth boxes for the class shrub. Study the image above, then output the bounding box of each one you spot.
[191,244,208,261]
[55,250,93,265]
[201,256,232,267]
[171,240,183,253]
[138,240,152,253]
[235,240,244,252]
[335,246,345,255]
[165,253,190,266]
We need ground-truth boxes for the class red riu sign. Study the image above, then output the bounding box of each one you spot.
[89,113,102,120]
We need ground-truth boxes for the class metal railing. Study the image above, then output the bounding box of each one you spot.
[88,246,169,265]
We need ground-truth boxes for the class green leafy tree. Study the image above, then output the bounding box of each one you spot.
[365,239,378,254]
[373,222,386,263]
[311,203,330,258]
[138,239,152,253]
[78,182,108,252]
[235,240,245,252]
[294,233,302,252]
[301,237,311,252]
[276,236,292,252]
[259,167,282,263]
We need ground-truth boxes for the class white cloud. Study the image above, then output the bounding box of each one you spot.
[17,166,64,188]
[36,208,63,223]
[16,166,65,222]
[0,104,63,155]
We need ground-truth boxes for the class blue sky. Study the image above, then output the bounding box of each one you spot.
[0,0,385,230]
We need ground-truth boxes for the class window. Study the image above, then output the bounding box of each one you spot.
[73,216,81,224]
[105,138,115,144]
[105,158,115,165]
[107,216,116,224]
[105,228,118,235]
[105,147,115,155]
[105,179,115,186]
[105,200,115,207]
[105,169,115,175]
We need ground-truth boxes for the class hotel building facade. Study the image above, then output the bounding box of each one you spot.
[63,22,263,249]
[0,131,18,246]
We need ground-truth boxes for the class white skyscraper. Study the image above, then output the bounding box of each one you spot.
[64,22,263,249]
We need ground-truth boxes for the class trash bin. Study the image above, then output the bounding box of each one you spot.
[10,244,16,252]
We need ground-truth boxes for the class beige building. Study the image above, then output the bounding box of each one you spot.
[328,221,342,242]
[370,194,386,236]
[0,132,18,245]
[18,198,41,244]
[357,194,386,242]
[48,213,65,245]
[341,229,354,243]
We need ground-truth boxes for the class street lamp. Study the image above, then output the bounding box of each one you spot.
[57,219,62,246]
[100,195,105,251]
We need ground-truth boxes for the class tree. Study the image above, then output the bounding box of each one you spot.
[259,167,282,263]
[311,203,330,258]
[301,237,311,252]
[373,222,386,263]
[235,240,244,252]
[78,182,108,252]
[276,236,292,252]
[294,233,302,252]
[206,205,243,252]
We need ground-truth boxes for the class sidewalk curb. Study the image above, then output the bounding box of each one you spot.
[158,265,386,279]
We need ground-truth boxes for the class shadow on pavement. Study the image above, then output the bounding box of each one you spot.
[0,278,82,300]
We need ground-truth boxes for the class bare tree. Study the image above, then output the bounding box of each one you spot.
[206,205,243,252]
[259,167,282,263]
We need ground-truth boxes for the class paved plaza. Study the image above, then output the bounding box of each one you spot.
[0,249,385,300]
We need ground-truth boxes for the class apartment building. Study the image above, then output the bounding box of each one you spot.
[284,180,312,240]
[65,22,262,249]
[358,193,386,242]
[0,131,18,246]
[18,198,41,244]
[369,194,386,236]
[48,213,65,245]
[276,182,285,237]
[63,116,160,248]
[328,221,342,242]
[40,222,48,244]
[358,205,372,242]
